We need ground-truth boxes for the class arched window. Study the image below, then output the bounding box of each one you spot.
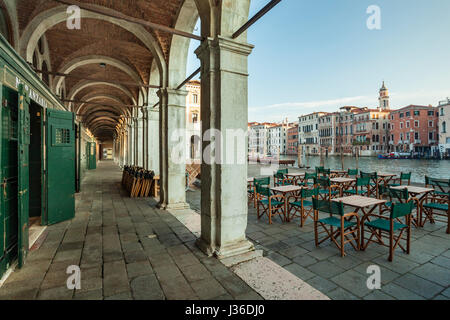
[443,121,447,133]
[32,51,38,69]
[42,61,49,86]
[38,37,44,54]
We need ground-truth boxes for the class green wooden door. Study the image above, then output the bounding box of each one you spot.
[45,109,75,225]
[17,84,30,267]
[0,85,19,275]
[87,142,97,170]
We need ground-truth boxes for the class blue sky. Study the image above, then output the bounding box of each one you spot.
[186,0,450,123]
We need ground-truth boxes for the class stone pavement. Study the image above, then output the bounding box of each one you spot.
[187,164,450,300]
[0,161,262,300]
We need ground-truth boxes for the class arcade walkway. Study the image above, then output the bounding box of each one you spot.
[0,161,262,300]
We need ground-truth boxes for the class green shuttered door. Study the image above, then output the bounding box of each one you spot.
[46,109,75,225]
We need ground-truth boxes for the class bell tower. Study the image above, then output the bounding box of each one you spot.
[379,81,390,110]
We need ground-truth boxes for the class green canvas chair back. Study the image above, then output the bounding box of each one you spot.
[323,168,331,176]
[305,172,317,181]
[315,177,331,188]
[356,176,370,187]
[274,172,285,180]
[378,184,388,196]
[277,169,288,175]
[301,187,319,198]
[312,198,345,216]
[429,177,450,189]
[400,172,411,181]
[315,166,324,174]
[361,171,377,179]
[255,183,271,198]
[387,187,409,200]
[254,177,270,187]
[348,169,359,176]
[390,201,414,219]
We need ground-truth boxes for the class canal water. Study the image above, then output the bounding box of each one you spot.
[277,155,450,184]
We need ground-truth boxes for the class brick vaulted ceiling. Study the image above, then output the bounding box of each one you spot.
[17,0,185,140]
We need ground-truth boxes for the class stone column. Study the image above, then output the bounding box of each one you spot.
[137,115,144,167]
[142,108,148,169]
[134,118,139,166]
[158,88,189,210]
[148,107,160,174]
[195,37,254,258]
[127,122,133,165]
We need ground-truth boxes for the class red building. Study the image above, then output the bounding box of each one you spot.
[287,124,299,155]
[390,105,439,156]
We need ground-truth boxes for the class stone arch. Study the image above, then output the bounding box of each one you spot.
[67,80,137,110]
[0,0,19,50]
[76,94,131,117]
[19,4,167,86]
[53,55,146,100]
[168,0,199,88]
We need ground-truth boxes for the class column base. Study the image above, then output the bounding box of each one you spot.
[196,237,255,260]
[157,202,190,211]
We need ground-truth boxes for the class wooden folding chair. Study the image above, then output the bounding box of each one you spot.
[256,184,286,225]
[288,188,319,227]
[361,201,414,261]
[419,192,449,234]
[313,198,360,257]
[315,176,340,201]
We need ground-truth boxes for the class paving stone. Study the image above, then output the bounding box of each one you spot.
[379,283,425,300]
[363,290,395,300]
[306,276,338,294]
[278,246,308,259]
[306,246,338,261]
[173,253,200,268]
[153,263,183,282]
[326,288,359,300]
[307,260,346,279]
[103,260,130,297]
[410,263,450,287]
[130,274,165,300]
[104,291,132,300]
[124,250,148,263]
[179,263,212,282]
[393,273,444,299]
[159,276,197,300]
[266,252,292,267]
[441,287,450,298]
[430,256,450,270]
[74,289,103,300]
[37,287,74,300]
[292,254,318,267]
[330,270,373,298]
[217,275,254,297]
[282,261,316,280]
[126,260,154,279]
[190,278,228,300]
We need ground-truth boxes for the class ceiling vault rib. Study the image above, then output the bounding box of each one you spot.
[32,67,160,89]
[52,0,203,41]
[63,99,146,108]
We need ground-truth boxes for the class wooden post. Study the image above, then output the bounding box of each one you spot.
[355,147,359,170]
[340,146,344,170]
[320,147,325,167]
[297,146,302,168]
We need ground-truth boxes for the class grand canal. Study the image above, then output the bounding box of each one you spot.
[274,155,450,184]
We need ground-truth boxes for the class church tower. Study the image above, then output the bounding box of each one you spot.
[379,81,390,110]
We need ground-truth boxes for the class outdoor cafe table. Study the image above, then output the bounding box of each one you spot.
[390,185,435,226]
[331,170,347,178]
[285,172,306,185]
[332,195,386,221]
[270,185,304,221]
[330,177,356,196]
[371,173,397,198]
